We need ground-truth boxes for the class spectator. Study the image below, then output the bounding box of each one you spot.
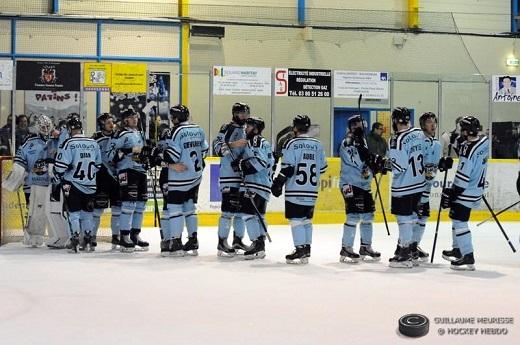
[15,114,29,149]
[440,116,462,157]
[366,122,388,157]
[0,115,13,155]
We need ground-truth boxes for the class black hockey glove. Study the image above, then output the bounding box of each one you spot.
[271,174,287,197]
[438,157,454,172]
[449,131,458,145]
[440,188,453,209]
[231,159,241,173]
[517,172,520,197]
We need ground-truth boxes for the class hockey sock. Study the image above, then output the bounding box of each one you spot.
[412,216,427,245]
[342,213,360,247]
[397,215,414,247]
[168,203,184,239]
[68,211,81,235]
[120,201,136,233]
[451,226,459,249]
[454,220,472,255]
[290,218,306,246]
[183,200,197,237]
[243,214,260,241]
[304,220,313,245]
[80,210,94,236]
[111,206,121,236]
[233,215,246,238]
[359,212,374,246]
[131,201,146,230]
[218,212,233,239]
[92,208,103,237]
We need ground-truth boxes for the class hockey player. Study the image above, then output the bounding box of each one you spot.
[338,115,381,263]
[10,115,54,247]
[388,107,427,268]
[108,109,151,252]
[163,105,208,256]
[410,112,444,262]
[91,113,121,250]
[53,116,101,253]
[232,116,274,260]
[441,116,488,271]
[212,103,250,257]
[271,115,327,264]
[151,124,174,256]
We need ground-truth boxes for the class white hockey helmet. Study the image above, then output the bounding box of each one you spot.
[37,115,53,136]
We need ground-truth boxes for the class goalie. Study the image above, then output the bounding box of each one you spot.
[3,115,68,247]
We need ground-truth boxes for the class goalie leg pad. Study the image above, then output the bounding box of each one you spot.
[45,185,70,247]
[26,185,48,245]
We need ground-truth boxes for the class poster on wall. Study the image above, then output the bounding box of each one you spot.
[146,72,171,121]
[24,91,85,129]
[334,71,389,99]
[16,61,80,91]
[84,62,112,91]
[0,60,13,90]
[492,75,520,102]
[275,68,331,97]
[110,92,147,121]
[111,63,148,94]
[212,66,271,96]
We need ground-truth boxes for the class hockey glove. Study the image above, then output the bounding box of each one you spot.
[231,159,241,173]
[271,174,287,197]
[440,188,453,209]
[438,157,454,172]
[449,131,458,145]
[220,143,231,157]
[517,172,520,197]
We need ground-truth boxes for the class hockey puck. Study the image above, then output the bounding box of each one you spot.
[398,314,429,337]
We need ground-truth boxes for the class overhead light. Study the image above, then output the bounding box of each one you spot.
[506,58,519,66]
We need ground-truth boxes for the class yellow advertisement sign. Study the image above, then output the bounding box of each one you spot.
[111,63,147,93]
[83,62,112,91]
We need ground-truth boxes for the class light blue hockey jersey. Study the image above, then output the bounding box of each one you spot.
[212,122,246,191]
[92,131,116,178]
[107,128,146,173]
[14,134,50,186]
[421,137,442,203]
[54,135,102,194]
[452,135,489,208]
[339,134,372,191]
[165,122,209,192]
[281,135,327,206]
[239,135,274,201]
[389,127,427,197]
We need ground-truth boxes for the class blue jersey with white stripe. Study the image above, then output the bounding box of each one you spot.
[240,135,274,201]
[107,128,145,173]
[452,136,489,208]
[339,134,372,191]
[92,131,116,178]
[281,135,327,206]
[54,135,102,194]
[213,122,246,191]
[14,134,50,186]
[390,127,427,197]
[165,122,209,192]
[421,137,442,203]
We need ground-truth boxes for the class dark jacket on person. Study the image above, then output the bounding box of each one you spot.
[367,131,388,157]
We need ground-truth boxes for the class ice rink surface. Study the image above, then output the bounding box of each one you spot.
[1,222,519,345]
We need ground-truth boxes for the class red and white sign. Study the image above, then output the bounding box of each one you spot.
[274,68,288,96]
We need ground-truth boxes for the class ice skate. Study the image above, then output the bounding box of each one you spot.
[389,246,413,268]
[232,235,250,253]
[67,233,80,254]
[111,235,120,251]
[359,245,381,262]
[217,238,235,257]
[286,246,308,264]
[450,253,475,271]
[170,238,185,257]
[244,236,266,260]
[339,246,360,263]
[442,247,462,262]
[160,239,172,257]
[183,232,199,256]
[130,229,149,252]
[119,231,135,253]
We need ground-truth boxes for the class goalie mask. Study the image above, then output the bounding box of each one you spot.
[37,115,53,137]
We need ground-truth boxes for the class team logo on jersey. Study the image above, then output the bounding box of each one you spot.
[118,172,128,186]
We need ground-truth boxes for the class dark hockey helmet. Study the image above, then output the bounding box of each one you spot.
[169,104,190,123]
[121,108,137,119]
[293,114,311,132]
[67,115,82,131]
[419,112,437,130]
[232,102,250,124]
[245,116,265,134]
[391,107,411,132]
[459,115,481,137]
[347,114,363,131]
[97,112,114,128]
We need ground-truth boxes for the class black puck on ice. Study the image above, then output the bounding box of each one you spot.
[398,314,429,337]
